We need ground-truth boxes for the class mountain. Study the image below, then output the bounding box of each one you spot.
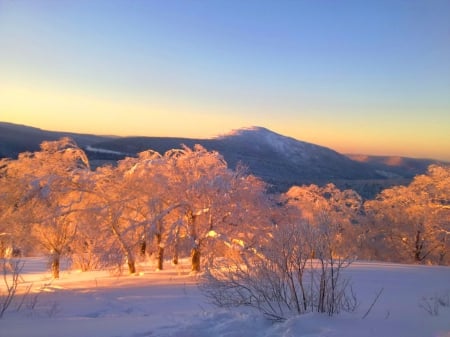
[88,126,382,186]
[1,122,444,198]
[208,127,384,188]
[346,154,436,178]
[0,122,115,158]
[73,126,437,197]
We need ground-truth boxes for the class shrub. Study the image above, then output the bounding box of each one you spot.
[200,221,357,321]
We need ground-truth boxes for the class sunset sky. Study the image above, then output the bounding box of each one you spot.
[1,1,449,161]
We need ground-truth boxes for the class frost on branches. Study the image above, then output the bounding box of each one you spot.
[0,139,273,276]
[201,184,360,321]
[0,137,448,287]
[0,138,91,278]
[365,165,450,265]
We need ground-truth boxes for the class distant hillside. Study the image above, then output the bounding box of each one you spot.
[1,122,444,198]
[346,154,438,178]
[0,122,115,159]
[90,126,383,188]
[86,126,432,197]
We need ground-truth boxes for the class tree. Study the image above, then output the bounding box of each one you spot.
[283,183,363,258]
[0,138,91,278]
[70,192,117,272]
[164,145,273,272]
[89,163,141,274]
[0,159,29,257]
[85,149,184,274]
[118,149,185,271]
[365,165,450,265]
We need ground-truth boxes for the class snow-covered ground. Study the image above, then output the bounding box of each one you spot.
[1,258,449,337]
[85,146,126,156]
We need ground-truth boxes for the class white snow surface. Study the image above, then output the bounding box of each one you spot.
[85,146,125,155]
[215,126,338,163]
[1,258,450,337]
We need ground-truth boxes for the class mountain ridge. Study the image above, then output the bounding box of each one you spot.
[1,122,445,198]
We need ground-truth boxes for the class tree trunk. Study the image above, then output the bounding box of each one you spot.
[157,246,164,270]
[172,228,180,265]
[172,248,179,265]
[318,260,326,313]
[156,233,164,270]
[127,259,136,274]
[51,252,60,279]
[111,222,136,274]
[187,210,200,272]
[191,247,201,272]
[414,230,423,262]
[140,238,146,257]
[438,250,446,265]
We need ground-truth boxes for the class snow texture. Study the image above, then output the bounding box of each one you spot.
[85,145,126,156]
[1,258,450,337]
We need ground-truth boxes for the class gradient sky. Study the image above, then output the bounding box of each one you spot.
[1,1,449,160]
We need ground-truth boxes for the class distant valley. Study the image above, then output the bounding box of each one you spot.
[0,122,445,199]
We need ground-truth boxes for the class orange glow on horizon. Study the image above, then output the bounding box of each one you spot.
[1,82,449,162]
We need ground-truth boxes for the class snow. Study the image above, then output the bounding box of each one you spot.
[214,126,337,163]
[85,146,125,156]
[1,258,450,337]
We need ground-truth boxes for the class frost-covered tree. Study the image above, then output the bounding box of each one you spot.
[113,149,185,271]
[0,159,28,257]
[283,183,363,258]
[0,138,91,278]
[163,145,272,272]
[89,163,142,274]
[163,145,228,271]
[201,209,357,321]
[83,149,184,274]
[365,165,450,265]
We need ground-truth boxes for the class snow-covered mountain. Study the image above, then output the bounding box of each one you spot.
[216,126,333,162]
[82,125,384,189]
[1,122,443,197]
[209,126,383,187]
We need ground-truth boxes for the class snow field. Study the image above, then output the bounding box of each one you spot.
[1,258,449,337]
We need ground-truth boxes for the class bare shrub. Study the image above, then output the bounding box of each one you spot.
[419,290,450,316]
[0,258,50,319]
[200,221,358,321]
[0,258,24,318]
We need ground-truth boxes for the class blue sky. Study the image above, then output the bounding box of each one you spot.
[1,0,449,160]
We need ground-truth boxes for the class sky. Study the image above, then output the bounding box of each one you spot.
[0,1,449,161]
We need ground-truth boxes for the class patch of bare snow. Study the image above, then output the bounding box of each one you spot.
[86,145,125,155]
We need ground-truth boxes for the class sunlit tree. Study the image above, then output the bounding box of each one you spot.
[201,184,359,321]
[365,165,450,265]
[283,183,363,258]
[162,145,273,272]
[115,149,184,271]
[0,158,29,257]
[0,138,91,278]
[88,163,142,274]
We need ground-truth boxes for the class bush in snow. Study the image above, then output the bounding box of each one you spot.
[0,258,24,318]
[419,290,450,316]
[200,220,358,321]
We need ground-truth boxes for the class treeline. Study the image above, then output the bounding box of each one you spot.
[0,138,449,278]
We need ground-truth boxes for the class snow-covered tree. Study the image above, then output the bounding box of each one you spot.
[88,163,142,274]
[83,149,184,274]
[0,158,27,257]
[283,183,363,258]
[365,164,450,265]
[165,145,273,272]
[0,138,91,278]
[114,149,185,271]
[201,206,357,321]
